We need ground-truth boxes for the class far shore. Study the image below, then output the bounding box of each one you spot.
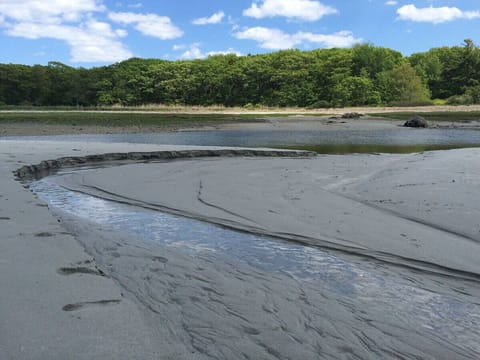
[1,106,480,136]
[3,104,480,114]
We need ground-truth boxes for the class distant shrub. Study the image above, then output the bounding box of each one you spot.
[432,98,447,105]
[446,94,473,105]
[307,100,332,109]
[243,103,264,109]
[389,99,433,107]
[465,86,480,104]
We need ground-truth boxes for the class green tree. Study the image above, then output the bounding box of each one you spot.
[408,51,443,99]
[377,62,431,105]
[352,44,403,79]
[309,48,353,107]
[333,75,380,106]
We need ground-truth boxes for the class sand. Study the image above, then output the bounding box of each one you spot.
[0,141,249,359]
[1,135,480,359]
[0,141,318,359]
[53,150,480,278]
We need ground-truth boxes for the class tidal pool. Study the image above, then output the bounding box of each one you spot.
[30,168,480,359]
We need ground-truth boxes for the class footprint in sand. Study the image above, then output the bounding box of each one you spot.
[62,299,121,312]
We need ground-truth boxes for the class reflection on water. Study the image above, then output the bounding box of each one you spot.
[282,143,480,154]
[5,127,480,153]
[31,175,480,357]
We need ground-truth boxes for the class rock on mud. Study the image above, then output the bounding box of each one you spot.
[404,114,429,128]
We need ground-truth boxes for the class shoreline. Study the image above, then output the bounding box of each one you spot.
[2,113,480,137]
[3,104,480,114]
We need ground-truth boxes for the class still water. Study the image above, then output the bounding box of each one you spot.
[7,127,480,153]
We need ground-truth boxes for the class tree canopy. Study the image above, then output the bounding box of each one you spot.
[1,40,479,108]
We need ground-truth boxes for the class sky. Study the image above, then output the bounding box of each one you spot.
[0,0,479,67]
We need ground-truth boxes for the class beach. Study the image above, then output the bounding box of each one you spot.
[1,115,480,358]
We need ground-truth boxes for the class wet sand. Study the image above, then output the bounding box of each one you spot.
[0,141,261,359]
[2,136,480,358]
[54,149,480,278]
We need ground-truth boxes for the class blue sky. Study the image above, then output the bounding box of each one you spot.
[0,0,479,67]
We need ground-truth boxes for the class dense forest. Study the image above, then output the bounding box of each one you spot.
[1,40,479,108]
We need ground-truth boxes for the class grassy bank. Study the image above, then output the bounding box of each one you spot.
[0,112,269,128]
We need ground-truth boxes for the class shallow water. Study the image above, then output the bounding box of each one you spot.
[31,171,480,359]
[6,127,480,153]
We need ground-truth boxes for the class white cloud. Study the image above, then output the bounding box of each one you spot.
[397,4,480,24]
[180,44,204,59]
[108,12,183,39]
[234,27,361,50]
[207,49,242,57]
[385,1,397,6]
[7,20,132,62]
[173,44,186,51]
[176,44,241,59]
[115,28,128,38]
[298,31,363,48]
[235,27,298,49]
[0,0,133,63]
[0,0,104,24]
[192,11,225,25]
[243,0,337,21]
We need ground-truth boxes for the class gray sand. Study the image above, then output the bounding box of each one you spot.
[55,150,480,278]
[0,141,245,359]
[2,139,480,359]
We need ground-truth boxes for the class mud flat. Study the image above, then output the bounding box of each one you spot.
[2,111,480,136]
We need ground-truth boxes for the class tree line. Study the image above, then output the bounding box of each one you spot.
[1,40,479,108]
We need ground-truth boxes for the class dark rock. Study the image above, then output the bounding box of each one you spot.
[404,115,429,128]
[341,112,362,119]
